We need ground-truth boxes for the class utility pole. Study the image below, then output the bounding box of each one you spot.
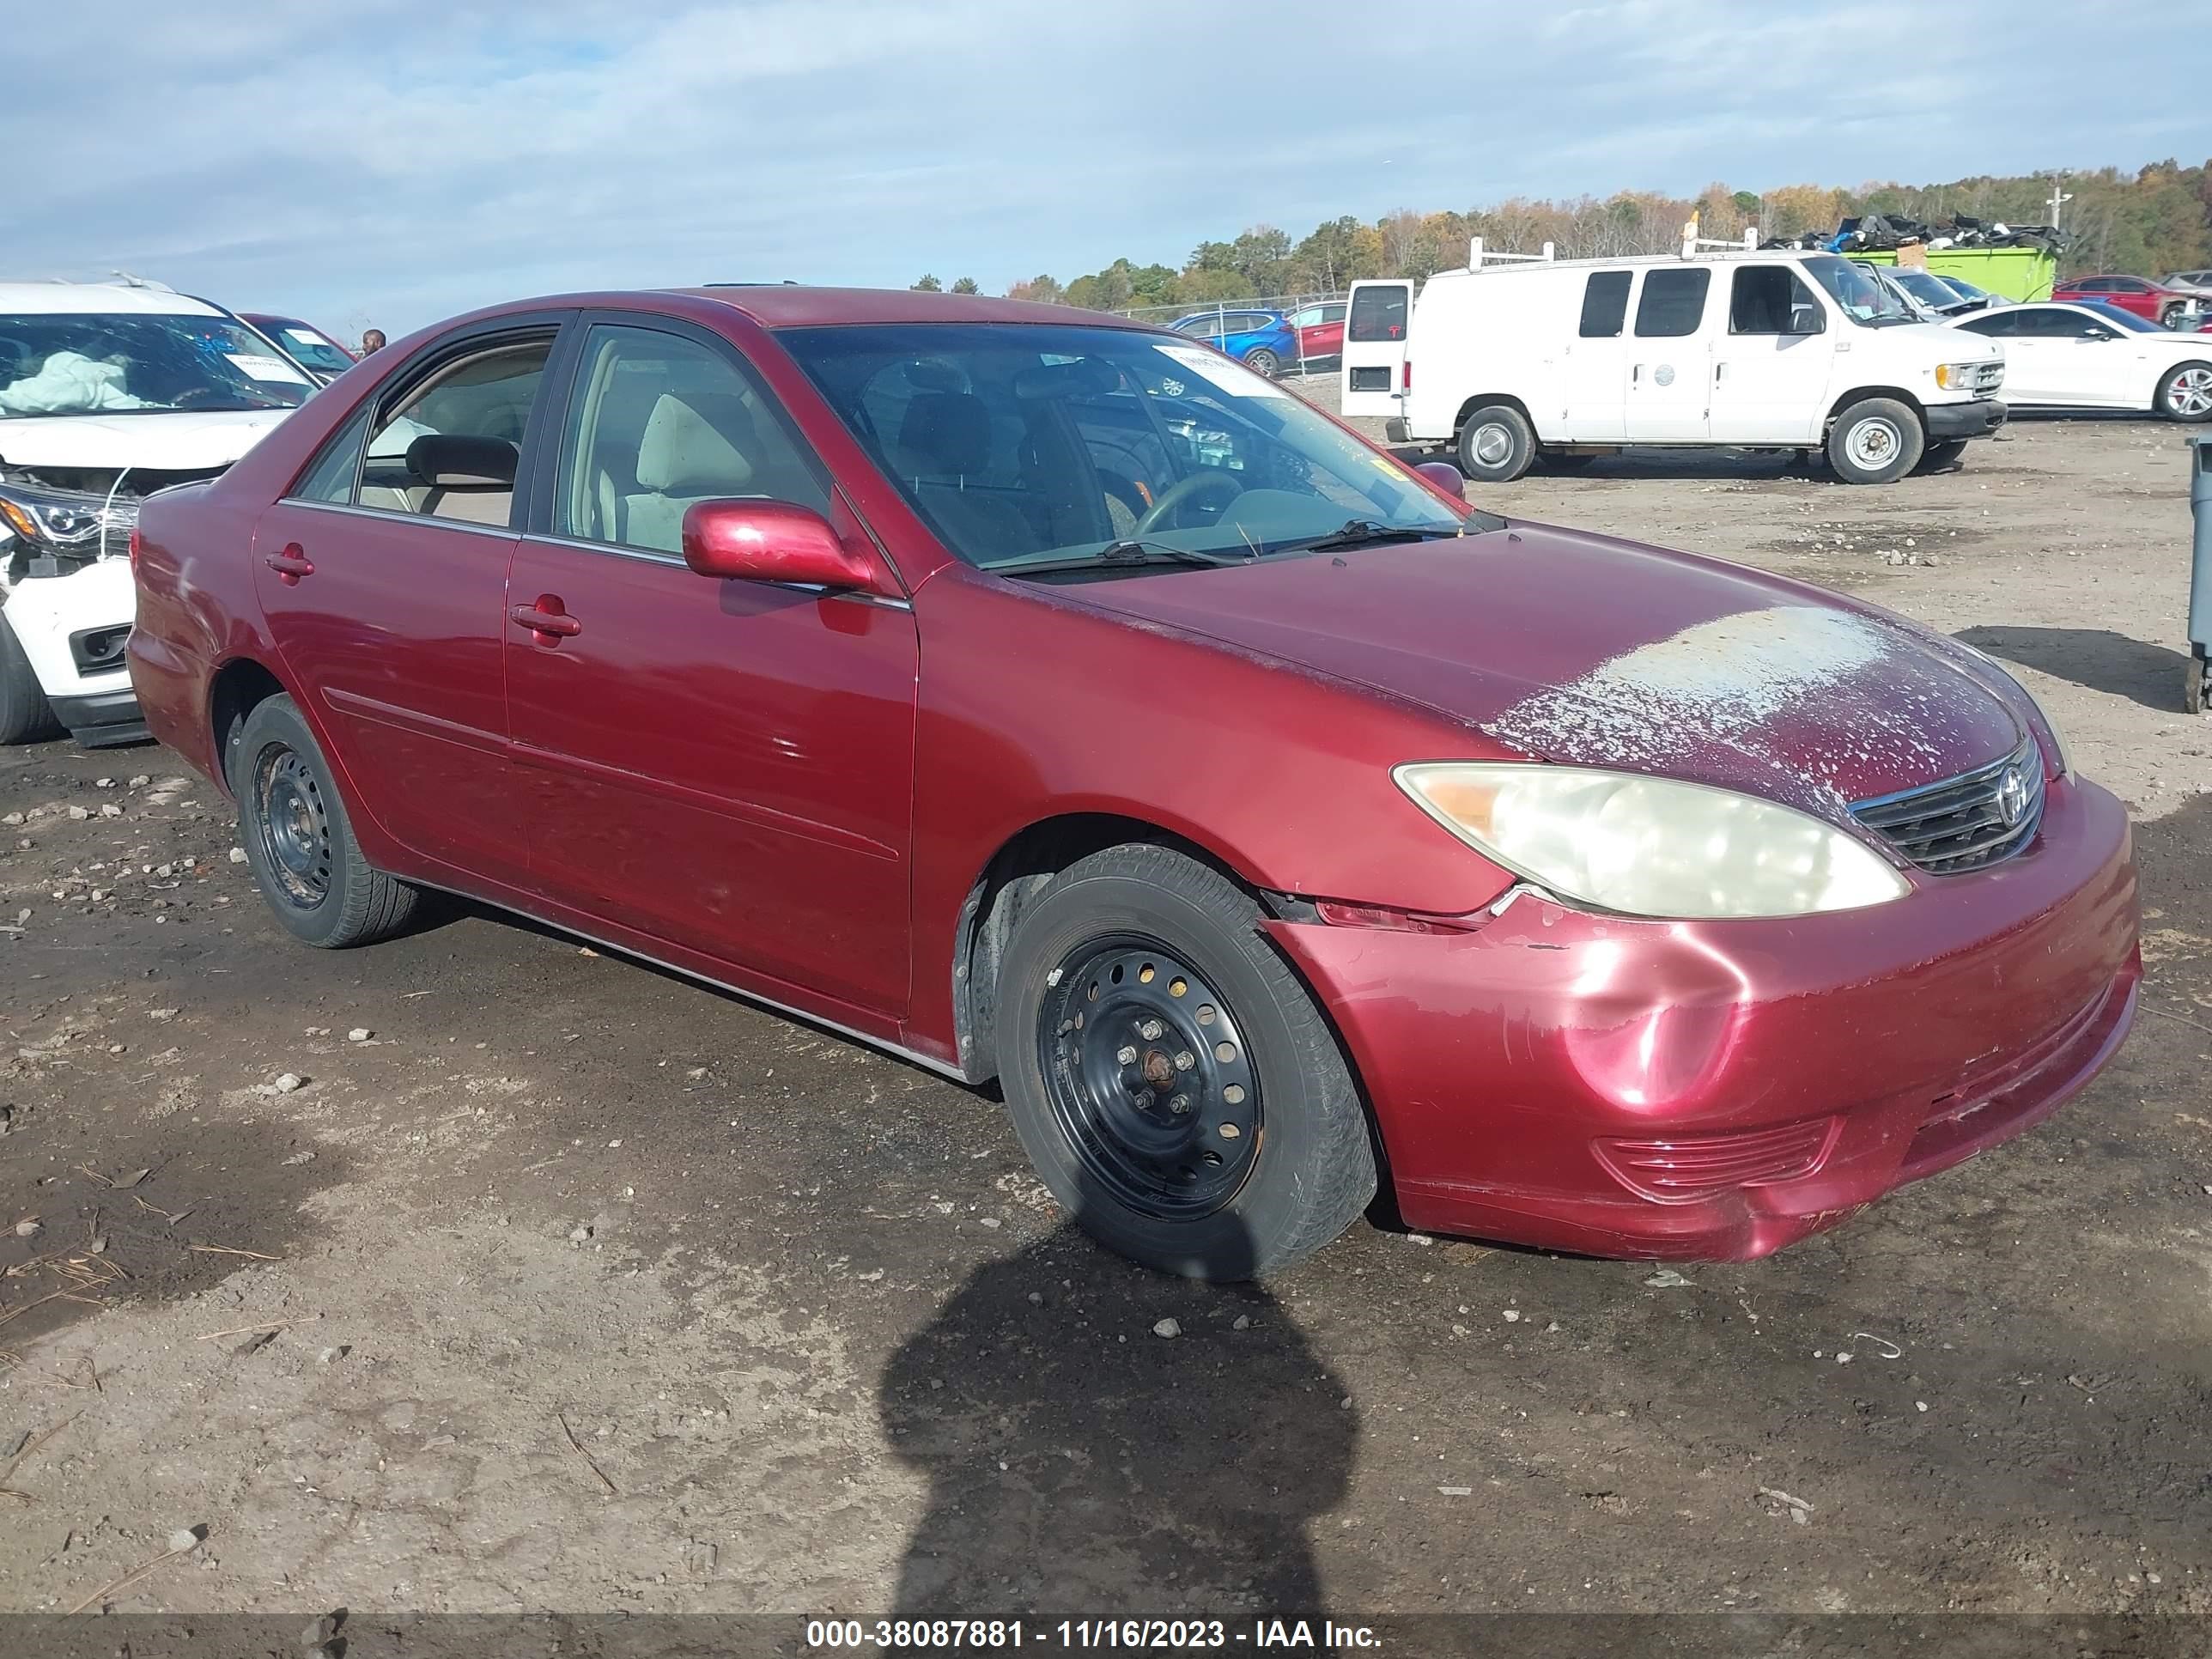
[2045,172,2073,229]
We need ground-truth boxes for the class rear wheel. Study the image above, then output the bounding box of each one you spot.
[0,610,64,745]
[2154,361,2212,422]
[233,694,418,948]
[994,844,1376,1279]
[1243,347,1279,379]
[1455,404,1536,483]
[1826,397,1924,484]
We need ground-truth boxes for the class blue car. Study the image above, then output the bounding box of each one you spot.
[1165,307,1299,378]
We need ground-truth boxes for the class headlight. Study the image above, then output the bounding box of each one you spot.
[1394,763,1911,920]
[1933,362,1984,390]
[0,483,133,559]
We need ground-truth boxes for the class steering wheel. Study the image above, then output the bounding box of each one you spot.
[1133,469,1243,536]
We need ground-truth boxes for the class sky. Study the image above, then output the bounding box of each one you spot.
[9,1,2207,337]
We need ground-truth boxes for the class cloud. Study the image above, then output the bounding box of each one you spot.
[8,0,2203,331]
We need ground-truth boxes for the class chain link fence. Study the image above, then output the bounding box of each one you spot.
[1110,292,1351,377]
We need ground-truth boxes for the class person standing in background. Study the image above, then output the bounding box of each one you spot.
[359,328,386,356]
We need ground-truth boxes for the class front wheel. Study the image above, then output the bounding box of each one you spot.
[1243,347,1279,379]
[994,844,1376,1279]
[0,609,64,746]
[2155,361,2212,422]
[1826,397,1924,484]
[1455,404,1536,483]
[233,694,419,948]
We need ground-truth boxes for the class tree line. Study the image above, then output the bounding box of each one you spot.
[913,160,2212,312]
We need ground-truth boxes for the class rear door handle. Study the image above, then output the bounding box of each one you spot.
[264,544,314,583]
[509,599,582,641]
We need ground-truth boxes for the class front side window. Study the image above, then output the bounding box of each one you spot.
[1346,285,1407,343]
[1728,266,1820,335]
[554,324,826,556]
[781,321,1465,574]
[1578,271,1632,337]
[0,311,313,418]
[359,337,551,526]
[1634,268,1711,337]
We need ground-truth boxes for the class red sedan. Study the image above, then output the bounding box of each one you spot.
[127,288,2138,1279]
[2051,275,2197,327]
[1291,300,1346,363]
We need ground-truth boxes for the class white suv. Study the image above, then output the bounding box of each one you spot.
[0,282,313,745]
[1341,248,2007,485]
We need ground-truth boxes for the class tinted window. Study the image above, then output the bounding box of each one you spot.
[555,324,826,556]
[1958,312,2020,337]
[289,406,370,502]
[1728,266,1819,334]
[1175,315,1222,337]
[359,337,551,526]
[1634,268,1711,337]
[1577,271,1632,337]
[1346,285,1408,343]
[2107,277,2149,292]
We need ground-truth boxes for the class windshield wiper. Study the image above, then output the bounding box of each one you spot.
[992,537,1257,578]
[1267,519,1476,556]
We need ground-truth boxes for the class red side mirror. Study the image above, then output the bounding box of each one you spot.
[681,500,888,592]
[1415,460,1467,501]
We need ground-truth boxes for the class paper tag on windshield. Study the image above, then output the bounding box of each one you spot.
[282,327,331,347]
[1156,343,1288,398]
[226,353,311,385]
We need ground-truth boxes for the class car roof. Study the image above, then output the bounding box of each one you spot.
[669,285,1152,331]
[0,281,224,317]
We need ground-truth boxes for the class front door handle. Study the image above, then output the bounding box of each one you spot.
[264,544,314,584]
[509,598,582,641]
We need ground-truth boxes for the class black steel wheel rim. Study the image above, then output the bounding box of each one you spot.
[1038,935,1261,1219]
[255,745,333,908]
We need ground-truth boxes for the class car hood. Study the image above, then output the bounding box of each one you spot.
[0,409,294,471]
[1049,525,2026,819]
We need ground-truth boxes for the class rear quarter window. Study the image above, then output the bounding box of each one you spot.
[1578,270,1633,337]
[1634,269,1711,337]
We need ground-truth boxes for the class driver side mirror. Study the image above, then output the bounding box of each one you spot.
[681,500,890,592]
[1415,460,1467,501]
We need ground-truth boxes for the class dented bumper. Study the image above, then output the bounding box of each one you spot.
[1267,774,2139,1259]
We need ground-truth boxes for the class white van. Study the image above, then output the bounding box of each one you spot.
[1340,246,2007,484]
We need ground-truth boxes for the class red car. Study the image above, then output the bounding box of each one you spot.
[1291,300,1346,363]
[126,288,2139,1279]
[2051,275,2197,327]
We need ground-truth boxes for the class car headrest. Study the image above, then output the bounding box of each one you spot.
[405,433,519,489]
[896,391,993,477]
[1014,357,1121,400]
[635,392,757,495]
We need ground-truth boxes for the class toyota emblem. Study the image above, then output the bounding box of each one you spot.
[1996,765,2030,828]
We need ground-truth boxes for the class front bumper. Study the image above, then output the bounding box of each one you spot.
[3,558,145,745]
[50,684,149,747]
[1268,775,2138,1260]
[1925,398,2008,440]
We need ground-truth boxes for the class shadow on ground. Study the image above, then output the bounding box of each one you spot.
[1954,624,2191,712]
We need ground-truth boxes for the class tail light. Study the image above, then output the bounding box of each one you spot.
[1401,360,1413,392]
[1594,1118,1840,1204]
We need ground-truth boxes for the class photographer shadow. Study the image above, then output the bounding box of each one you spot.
[879,1211,1352,1618]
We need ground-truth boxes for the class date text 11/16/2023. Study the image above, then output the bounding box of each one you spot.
[805,1619,1383,1650]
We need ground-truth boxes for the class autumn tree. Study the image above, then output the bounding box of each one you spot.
[1006,275,1064,303]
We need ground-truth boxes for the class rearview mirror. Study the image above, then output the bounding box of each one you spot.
[681,500,887,592]
[1415,460,1467,501]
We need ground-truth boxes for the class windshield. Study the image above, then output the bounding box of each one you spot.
[256,319,352,375]
[1802,256,1913,325]
[1890,269,1961,307]
[0,312,313,418]
[779,322,1468,572]
[2077,300,2164,334]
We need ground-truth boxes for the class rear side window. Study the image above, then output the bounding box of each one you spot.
[288,407,370,503]
[1957,312,2020,337]
[1347,285,1408,343]
[1635,269,1711,337]
[1577,271,1632,337]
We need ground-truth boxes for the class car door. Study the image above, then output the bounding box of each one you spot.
[1708,264,1832,443]
[251,321,565,884]
[1339,281,1412,419]
[1955,309,2045,398]
[1558,270,1633,441]
[503,315,919,1019]
[1625,266,1714,440]
[2028,307,2133,404]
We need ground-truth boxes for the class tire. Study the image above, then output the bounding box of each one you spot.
[2160,303,2186,329]
[2154,360,2212,422]
[232,694,417,948]
[0,608,64,745]
[1243,348,1279,379]
[1917,438,1970,472]
[1826,397,1924,484]
[1455,404,1536,483]
[994,843,1376,1280]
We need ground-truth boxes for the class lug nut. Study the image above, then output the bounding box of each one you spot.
[1168,1095,1191,1115]
[1137,1018,1165,1041]
[1116,1044,1139,1066]
[1174,1050,1195,1072]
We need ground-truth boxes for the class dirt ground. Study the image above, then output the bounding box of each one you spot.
[3,410,2210,1636]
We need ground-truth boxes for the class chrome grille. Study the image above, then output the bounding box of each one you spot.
[1849,740,2044,875]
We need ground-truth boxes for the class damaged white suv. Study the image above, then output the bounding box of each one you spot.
[0,282,312,746]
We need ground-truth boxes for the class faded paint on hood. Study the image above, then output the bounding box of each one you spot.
[0,409,295,472]
[1046,523,2023,817]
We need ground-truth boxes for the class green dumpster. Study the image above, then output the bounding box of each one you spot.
[1851,246,2057,303]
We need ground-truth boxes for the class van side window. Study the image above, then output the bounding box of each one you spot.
[1577,271,1632,337]
[1347,286,1407,343]
[1634,269,1711,338]
[1729,266,1820,335]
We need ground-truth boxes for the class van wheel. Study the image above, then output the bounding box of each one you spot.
[0,611,64,746]
[233,694,419,948]
[1826,398,1923,484]
[1243,348,1279,379]
[1917,438,1970,472]
[994,843,1376,1280]
[1456,404,1535,483]
[2154,362,2212,422]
